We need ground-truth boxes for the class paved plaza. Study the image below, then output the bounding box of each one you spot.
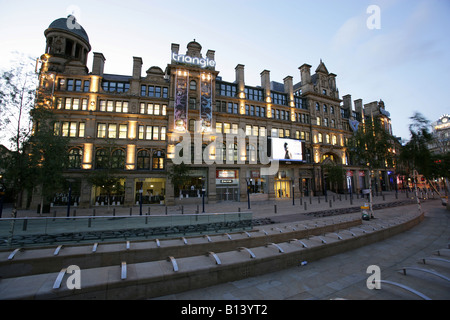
[0,191,448,300]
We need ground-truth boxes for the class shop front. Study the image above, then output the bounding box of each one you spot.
[274,169,294,199]
[216,169,240,201]
[135,178,166,204]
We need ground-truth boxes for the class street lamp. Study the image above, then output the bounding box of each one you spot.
[66,179,75,218]
[201,177,206,213]
[246,178,251,209]
[292,180,295,206]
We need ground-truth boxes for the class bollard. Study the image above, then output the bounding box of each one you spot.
[329,200,332,208]
[113,208,116,216]
[148,207,151,215]
[130,207,132,216]
[165,206,168,215]
[238,207,241,212]
[22,218,28,231]
[318,197,320,204]
[304,202,307,211]
[93,209,96,217]
[382,194,385,201]
[73,210,76,218]
[350,197,353,205]
[274,205,277,214]
[181,205,184,214]
[88,218,92,228]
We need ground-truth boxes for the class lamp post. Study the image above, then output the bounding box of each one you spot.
[246,179,251,209]
[292,180,295,206]
[201,177,206,213]
[138,180,144,216]
[66,179,75,218]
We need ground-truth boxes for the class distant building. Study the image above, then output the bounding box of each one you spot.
[29,16,399,209]
[429,115,450,154]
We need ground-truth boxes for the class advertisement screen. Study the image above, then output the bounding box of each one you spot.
[270,137,304,162]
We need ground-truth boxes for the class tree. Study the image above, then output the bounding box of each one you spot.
[400,113,433,179]
[87,141,124,213]
[0,53,37,151]
[167,162,191,196]
[347,116,397,216]
[322,162,346,193]
[0,54,38,212]
[28,107,70,215]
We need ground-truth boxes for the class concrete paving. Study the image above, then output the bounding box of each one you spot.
[155,200,449,300]
[0,191,448,300]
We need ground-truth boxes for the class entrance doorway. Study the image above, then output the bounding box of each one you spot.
[275,180,291,198]
[217,187,239,201]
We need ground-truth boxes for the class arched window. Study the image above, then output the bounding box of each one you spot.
[137,149,150,170]
[152,150,165,170]
[68,148,83,169]
[111,149,125,169]
[190,80,197,91]
[95,149,109,169]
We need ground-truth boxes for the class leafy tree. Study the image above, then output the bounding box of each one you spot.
[322,162,346,193]
[400,113,433,179]
[0,54,38,213]
[28,107,69,215]
[167,162,191,196]
[347,116,397,216]
[87,141,124,213]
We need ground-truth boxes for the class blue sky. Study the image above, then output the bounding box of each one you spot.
[1,0,449,142]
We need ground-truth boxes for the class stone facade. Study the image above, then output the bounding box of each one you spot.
[31,16,398,209]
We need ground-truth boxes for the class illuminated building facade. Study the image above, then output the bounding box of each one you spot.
[32,16,398,209]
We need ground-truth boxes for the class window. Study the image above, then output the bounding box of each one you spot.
[161,127,167,140]
[74,80,82,92]
[111,149,125,169]
[324,118,329,127]
[152,151,165,170]
[245,87,263,101]
[108,124,117,138]
[97,123,106,138]
[271,92,287,105]
[68,148,83,169]
[79,123,85,137]
[137,150,150,170]
[152,127,159,140]
[67,79,74,91]
[100,100,129,113]
[316,116,321,126]
[323,105,328,113]
[119,124,127,139]
[190,80,197,91]
[318,133,323,143]
[219,83,237,97]
[95,149,108,169]
[216,122,222,134]
[141,85,147,96]
[102,81,130,93]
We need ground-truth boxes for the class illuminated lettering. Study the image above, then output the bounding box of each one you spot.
[172,52,216,68]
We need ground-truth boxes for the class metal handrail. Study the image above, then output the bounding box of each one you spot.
[168,256,179,272]
[208,252,222,265]
[238,247,256,259]
[53,268,67,289]
[379,280,431,300]
[398,267,450,282]
[121,262,127,280]
[266,243,284,253]
[7,248,22,260]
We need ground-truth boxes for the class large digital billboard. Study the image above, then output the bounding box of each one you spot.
[269,137,305,162]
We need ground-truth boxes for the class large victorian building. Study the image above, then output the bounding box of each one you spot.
[32,16,398,209]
